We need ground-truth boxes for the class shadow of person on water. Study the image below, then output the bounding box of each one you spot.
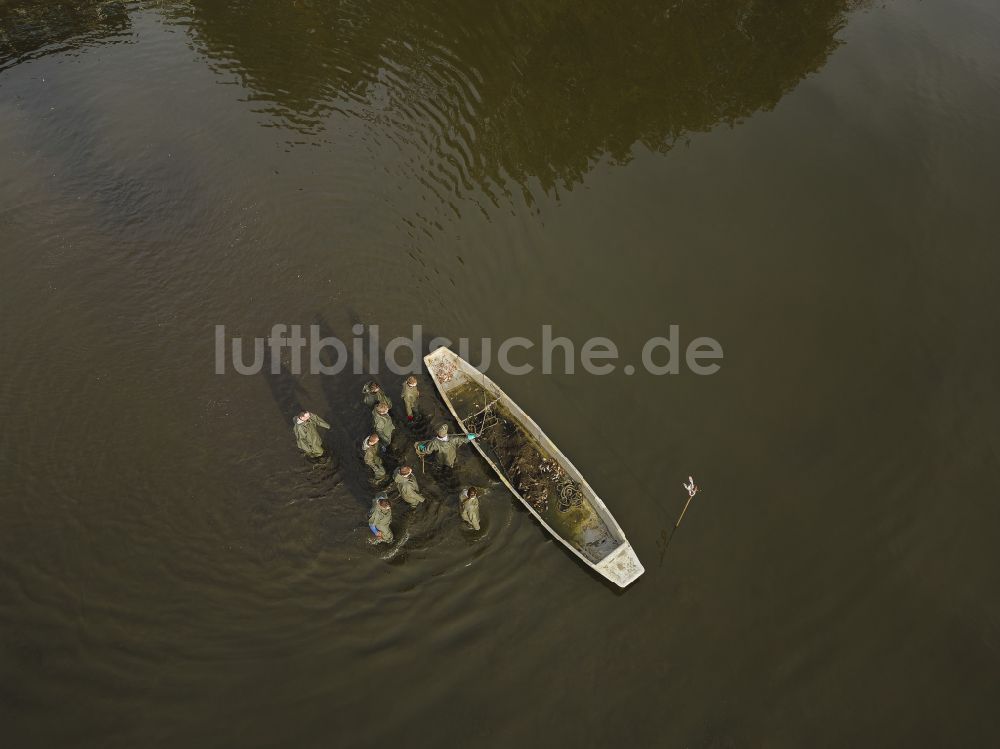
[263,346,307,420]
[312,312,399,511]
[261,340,344,483]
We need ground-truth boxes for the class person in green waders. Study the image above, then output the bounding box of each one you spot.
[459,486,481,530]
[392,465,426,508]
[372,401,395,452]
[416,423,476,468]
[368,494,393,544]
[293,411,330,458]
[362,381,391,410]
[401,376,421,422]
[361,433,387,485]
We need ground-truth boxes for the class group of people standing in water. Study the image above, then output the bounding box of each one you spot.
[290,376,483,545]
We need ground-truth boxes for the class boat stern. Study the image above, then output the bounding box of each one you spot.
[596,542,645,588]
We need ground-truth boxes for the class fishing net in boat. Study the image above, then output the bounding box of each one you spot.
[458,394,585,514]
[460,397,502,437]
[484,420,584,514]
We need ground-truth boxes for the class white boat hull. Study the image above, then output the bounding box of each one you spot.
[423,346,644,588]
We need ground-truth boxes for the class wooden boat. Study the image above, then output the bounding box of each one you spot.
[423,346,644,588]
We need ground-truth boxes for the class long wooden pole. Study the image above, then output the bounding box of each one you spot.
[674,478,699,528]
[659,478,699,563]
[675,493,696,528]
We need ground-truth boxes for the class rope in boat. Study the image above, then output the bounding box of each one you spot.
[539,458,583,513]
[556,477,584,513]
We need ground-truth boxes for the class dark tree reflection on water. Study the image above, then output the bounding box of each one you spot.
[174,0,864,191]
[0,0,131,71]
[0,0,865,191]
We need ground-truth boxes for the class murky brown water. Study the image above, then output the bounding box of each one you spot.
[3,1,1000,746]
